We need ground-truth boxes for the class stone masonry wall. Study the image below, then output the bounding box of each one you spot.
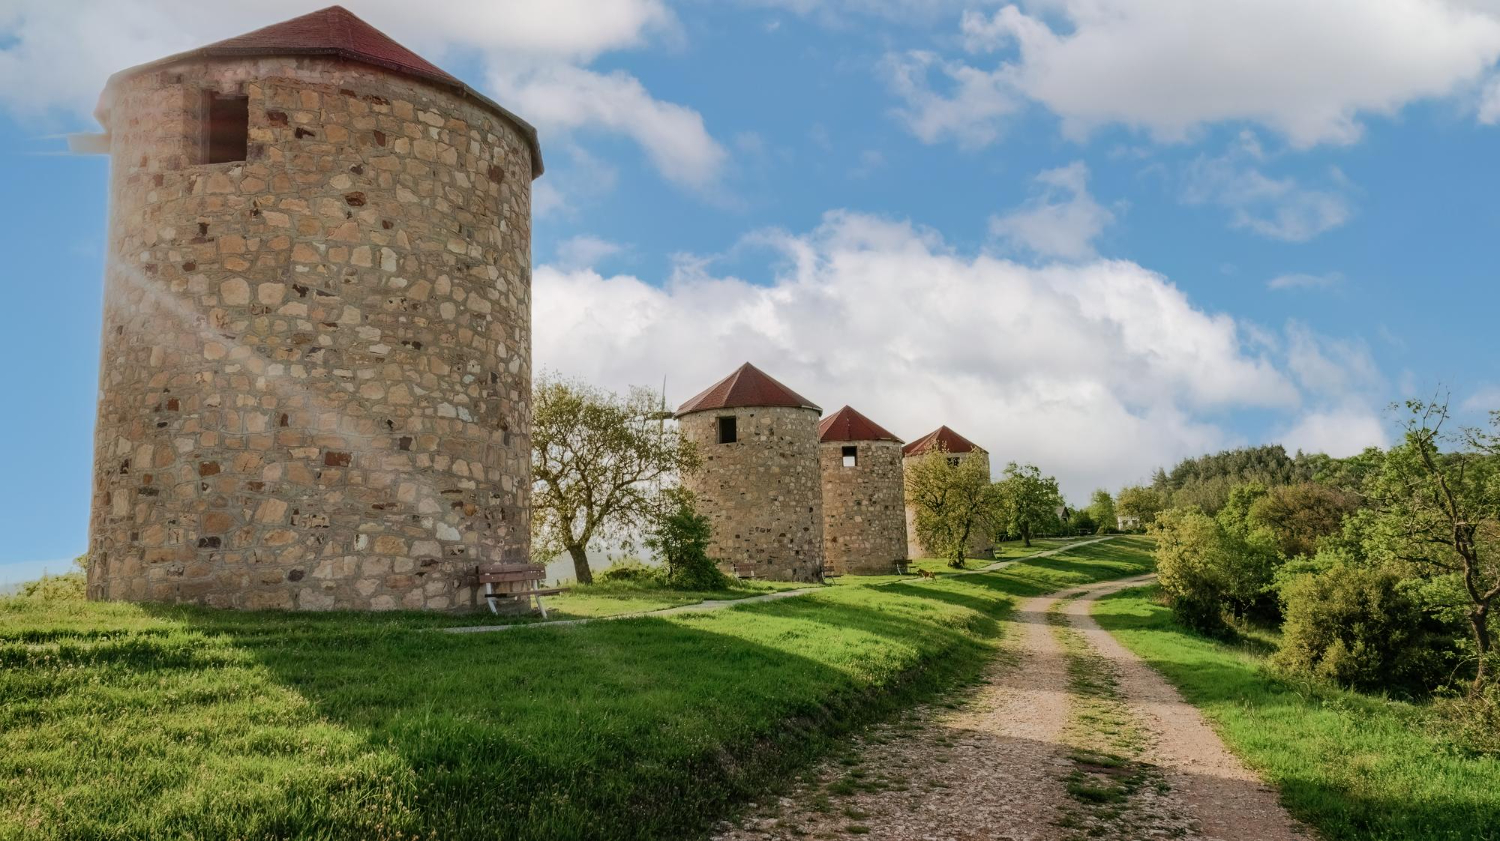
[680,406,825,582]
[903,450,994,560]
[87,57,533,611]
[818,440,907,575]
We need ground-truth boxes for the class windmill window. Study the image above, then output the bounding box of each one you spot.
[842,445,858,467]
[204,94,249,164]
[948,456,961,467]
[717,416,737,444]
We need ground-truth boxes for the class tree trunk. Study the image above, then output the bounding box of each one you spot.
[1470,603,1491,694]
[567,543,594,585]
[1021,524,1032,548]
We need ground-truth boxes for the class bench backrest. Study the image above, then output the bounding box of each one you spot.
[475,562,546,584]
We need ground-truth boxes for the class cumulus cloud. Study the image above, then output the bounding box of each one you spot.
[1277,407,1388,457]
[0,0,727,190]
[898,0,1500,147]
[989,161,1116,260]
[1461,385,1500,415]
[487,64,726,191]
[534,210,1319,498]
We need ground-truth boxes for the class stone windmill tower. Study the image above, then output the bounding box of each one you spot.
[83,7,542,611]
[676,363,825,582]
[817,406,909,575]
[902,426,994,560]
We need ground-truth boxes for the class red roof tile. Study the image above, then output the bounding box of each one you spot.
[675,363,821,417]
[902,426,984,457]
[818,406,902,443]
[102,6,542,177]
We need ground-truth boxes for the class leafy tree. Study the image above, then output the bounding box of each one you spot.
[1086,489,1116,535]
[1069,507,1098,535]
[1249,482,1358,558]
[1152,503,1280,633]
[1151,444,1317,513]
[532,375,700,585]
[995,463,1063,547]
[1362,400,1500,692]
[1116,485,1166,527]
[644,488,728,590]
[904,447,998,568]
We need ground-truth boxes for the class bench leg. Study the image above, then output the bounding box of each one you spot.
[535,594,549,619]
[485,582,499,615]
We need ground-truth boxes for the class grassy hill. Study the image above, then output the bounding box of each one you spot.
[0,538,1153,841]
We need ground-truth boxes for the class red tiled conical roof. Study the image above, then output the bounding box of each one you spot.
[902,425,984,457]
[101,6,542,177]
[675,363,820,417]
[818,406,902,444]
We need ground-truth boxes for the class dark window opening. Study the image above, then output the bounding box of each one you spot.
[842,445,858,467]
[717,416,737,444]
[205,94,249,164]
[948,456,961,467]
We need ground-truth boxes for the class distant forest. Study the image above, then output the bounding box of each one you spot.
[1148,444,1360,514]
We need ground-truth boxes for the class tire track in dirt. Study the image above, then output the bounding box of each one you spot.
[714,591,1077,841]
[1059,576,1308,841]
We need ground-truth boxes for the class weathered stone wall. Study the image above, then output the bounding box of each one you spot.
[903,450,995,560]
[680,406,824,582]
[819,440,907,575]
[87,57,533,611]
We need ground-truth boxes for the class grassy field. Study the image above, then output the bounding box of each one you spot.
[1094,586,1500,841]
[1,539,1151,841]
[827,535,1097,587]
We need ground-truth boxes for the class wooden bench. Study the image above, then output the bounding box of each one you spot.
[894,559,910,575]
[472,562,567,618]
[730,562,757,581]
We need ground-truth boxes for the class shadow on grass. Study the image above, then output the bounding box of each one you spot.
[2,578,1010,841]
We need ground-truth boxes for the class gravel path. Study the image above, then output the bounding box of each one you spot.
[715,570,1307,841]
[713,584,1099,841]
[1061,576,1308,841]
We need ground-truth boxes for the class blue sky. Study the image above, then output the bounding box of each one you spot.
[2,0,1498,583]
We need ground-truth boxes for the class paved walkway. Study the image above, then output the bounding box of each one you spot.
[443,536,1115,634]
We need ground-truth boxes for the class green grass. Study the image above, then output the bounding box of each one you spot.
[1093,586,1500,841]
[828,535,1105,587]
[0,541,1151,841]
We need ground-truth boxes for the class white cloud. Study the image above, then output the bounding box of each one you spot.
[949,0,1500,147]
[488,64,727,191]
[989,161,1116,260]
[1284,320,1383,398]
[555,235,626,270]
[1461,385,1500,414]
[0,0,726,190]
[1481,74,1500,124]
[1268,272,1343,291]
[882,50,1020,148]
[1277,407,1388,457]
[1181,137,1354,241]
[535,210,1316,498]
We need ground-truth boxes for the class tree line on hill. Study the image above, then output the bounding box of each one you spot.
[1122,398,1499,751]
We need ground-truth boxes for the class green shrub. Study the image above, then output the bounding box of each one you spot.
[1151,506,1278,634]
[646,489,730,591]
[5,572,87,602]
[595,559,665,585]
[1274,562,1458,695]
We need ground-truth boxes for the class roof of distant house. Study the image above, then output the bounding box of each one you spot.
[902,425,984,457]
[818,406,902,444]
[675,363,821,417]
[100,5,542,177]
